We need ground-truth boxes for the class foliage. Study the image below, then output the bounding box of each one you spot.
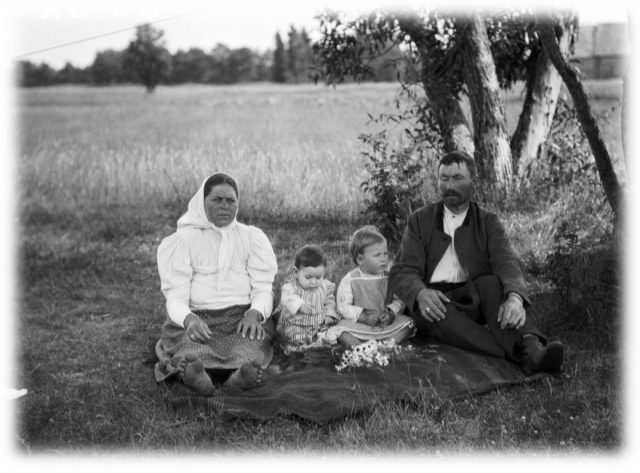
[542,220,618,350]
[311,10,458,87]
[359,85,444,243]
[286,27,314,83]
[312,10,548,91]
[272,33,287,83]
[168,48,211,84]
[91,49,132,85]
[516,97,603,203]
[312,8,566,230]
[123,24,172,93]
[15,61,59,87]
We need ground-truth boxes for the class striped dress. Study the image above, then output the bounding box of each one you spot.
[276,276,338,346]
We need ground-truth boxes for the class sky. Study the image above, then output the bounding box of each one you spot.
[6,0,633,70]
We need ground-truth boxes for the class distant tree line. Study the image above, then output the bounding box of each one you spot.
[16,24,400,87]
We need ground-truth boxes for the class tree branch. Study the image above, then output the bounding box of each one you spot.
[537,14,622,220]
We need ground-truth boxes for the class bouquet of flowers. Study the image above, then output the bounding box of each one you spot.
[335,339,412,373]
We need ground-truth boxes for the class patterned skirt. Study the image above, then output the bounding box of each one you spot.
[154,304,274,382]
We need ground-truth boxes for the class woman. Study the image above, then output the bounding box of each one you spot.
[154,172,279,395]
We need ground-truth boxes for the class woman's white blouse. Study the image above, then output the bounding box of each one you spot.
[157,222,278,327]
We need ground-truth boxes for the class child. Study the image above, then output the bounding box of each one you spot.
[327,225,415,347]
[276,244,338,348]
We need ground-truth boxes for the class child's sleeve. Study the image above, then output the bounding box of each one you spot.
[280,282,305,317]
[323,281,338,320]
[336,273,364,320]
[387,293,406,318]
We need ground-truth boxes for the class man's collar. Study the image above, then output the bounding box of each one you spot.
[443,204,469,219]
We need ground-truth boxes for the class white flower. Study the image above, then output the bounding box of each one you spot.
[335,339,413,372]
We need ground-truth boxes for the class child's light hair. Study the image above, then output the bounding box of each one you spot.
[349,225,386,264]
[294,244,327,269]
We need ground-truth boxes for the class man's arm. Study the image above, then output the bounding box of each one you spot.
[389,212,430,314]
[485,213,530,306]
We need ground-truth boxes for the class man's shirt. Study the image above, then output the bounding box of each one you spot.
[429,205,469,283]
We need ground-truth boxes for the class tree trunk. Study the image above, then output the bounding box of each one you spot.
[537,16,622,220]
[419,56,474,155]
[396,15,474,155]
[458,13,513,189]
[511,19,572,178]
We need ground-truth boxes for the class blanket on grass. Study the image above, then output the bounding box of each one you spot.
[157,337,542,423]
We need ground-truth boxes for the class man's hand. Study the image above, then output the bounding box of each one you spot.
[497,293,526,329]
[184,313,212,343]
[358,309,380,326]
[416,288,450,322]
[237,309,265,340]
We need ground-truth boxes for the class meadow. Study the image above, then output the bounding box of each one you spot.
[15,81,624,457]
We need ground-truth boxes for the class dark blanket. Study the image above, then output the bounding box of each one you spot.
[157,338,542,423]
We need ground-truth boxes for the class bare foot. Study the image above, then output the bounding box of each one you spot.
[180,354,216,396]
[224,360,266,392]
[338,332,362,349]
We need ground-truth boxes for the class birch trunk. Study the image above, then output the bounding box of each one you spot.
[459,13,513,188]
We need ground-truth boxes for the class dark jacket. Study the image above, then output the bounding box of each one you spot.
[389,201,530,314]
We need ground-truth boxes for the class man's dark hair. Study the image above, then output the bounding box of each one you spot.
[438,151,477,178]
[294,244,327,269]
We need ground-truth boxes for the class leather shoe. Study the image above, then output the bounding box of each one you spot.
[520,336,564,375]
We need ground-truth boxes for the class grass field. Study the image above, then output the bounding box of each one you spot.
[14,81,626,458]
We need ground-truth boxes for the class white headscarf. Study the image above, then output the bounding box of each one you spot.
[177,172,239,286]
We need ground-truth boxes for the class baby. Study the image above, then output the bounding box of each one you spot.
[276,244,338,348]
[328,225,415,347]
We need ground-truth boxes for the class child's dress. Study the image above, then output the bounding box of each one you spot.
[276,275,338,346]
[326,268,415,344]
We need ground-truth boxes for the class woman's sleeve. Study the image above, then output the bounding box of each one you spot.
[157,233,193,327]
[280,282,304,317]
[247,227,278,320]
[336,273,363,320]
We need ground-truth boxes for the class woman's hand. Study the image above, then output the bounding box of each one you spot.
[237,309,265,340]
[184,313,212,343]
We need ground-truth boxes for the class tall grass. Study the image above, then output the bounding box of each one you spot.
[18,81,624,223]
[18,83,403,221]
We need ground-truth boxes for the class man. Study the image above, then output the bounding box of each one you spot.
[389,150,564,374]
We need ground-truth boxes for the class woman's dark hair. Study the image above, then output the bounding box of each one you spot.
[294,245,327,269]
[438,151,477,179]
[203,173,239,198]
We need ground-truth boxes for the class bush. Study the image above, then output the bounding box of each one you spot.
[543,218,619,350]
[359,85,443,243]
[511,96,605,209]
